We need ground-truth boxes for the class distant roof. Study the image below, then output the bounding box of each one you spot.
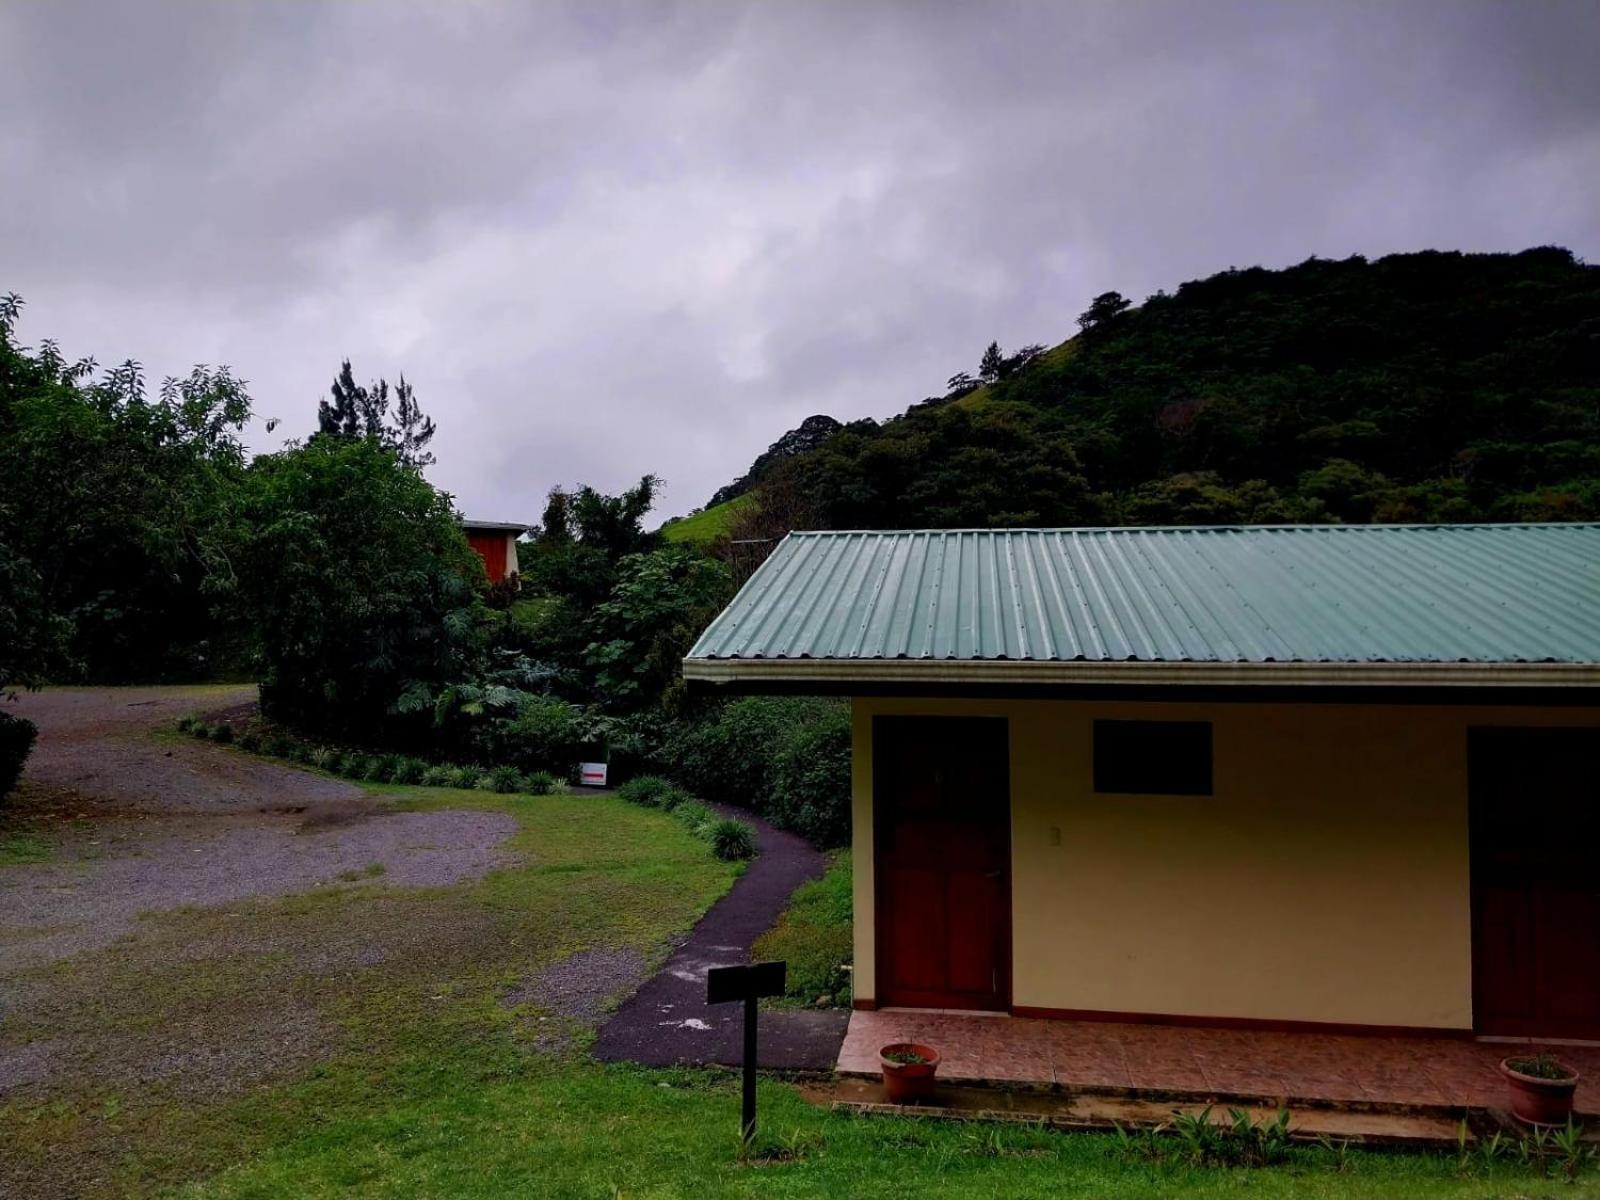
[460,519,529,534]
[685,525,1600,690]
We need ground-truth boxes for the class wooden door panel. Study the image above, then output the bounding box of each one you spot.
[1471,727,1600,1039]
[875,716,1010,1011]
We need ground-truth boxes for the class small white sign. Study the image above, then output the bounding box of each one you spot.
[579,762,608,787]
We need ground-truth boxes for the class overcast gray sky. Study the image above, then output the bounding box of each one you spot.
[3,2,1597,521]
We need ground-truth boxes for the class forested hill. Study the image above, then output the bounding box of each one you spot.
[715,247,1600,539]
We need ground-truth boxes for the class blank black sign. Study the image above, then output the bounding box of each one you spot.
[706,961,786,1005]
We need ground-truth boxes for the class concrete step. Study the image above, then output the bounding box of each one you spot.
[816,1077,1479,1149]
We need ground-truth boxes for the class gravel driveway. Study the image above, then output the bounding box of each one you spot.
[0,687,519,1092]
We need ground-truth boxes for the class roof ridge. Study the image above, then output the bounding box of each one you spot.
[785,523,1600,536]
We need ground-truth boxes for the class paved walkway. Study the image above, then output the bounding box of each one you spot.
[840,1009,1600,1115]
[591,806,849,1071]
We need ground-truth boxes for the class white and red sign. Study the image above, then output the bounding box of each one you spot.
[579,762,608,787]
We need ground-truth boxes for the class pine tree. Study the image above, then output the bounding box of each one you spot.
[978,341,1004,384]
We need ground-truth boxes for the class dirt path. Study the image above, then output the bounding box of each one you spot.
[591,805,849,1071]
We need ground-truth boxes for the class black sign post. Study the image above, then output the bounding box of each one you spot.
[706,960,786,1143]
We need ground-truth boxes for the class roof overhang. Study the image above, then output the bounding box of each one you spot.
[683,657,1600,696]
[461,520,529,534]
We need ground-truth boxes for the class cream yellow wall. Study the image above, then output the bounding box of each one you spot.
[851,695,1600,1029]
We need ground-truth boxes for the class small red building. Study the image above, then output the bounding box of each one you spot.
[461,519,528,586]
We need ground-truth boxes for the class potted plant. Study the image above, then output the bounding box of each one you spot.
[880,1042,941,1104]
[1500,1053,1580,1126]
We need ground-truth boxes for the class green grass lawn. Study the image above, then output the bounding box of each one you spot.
[659,494,755,544]
[3,780,1586,1199]
[753,850,852,1007]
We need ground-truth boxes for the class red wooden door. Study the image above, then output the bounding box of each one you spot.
[1470,727,1600,1039]
[874,716,1010,1011]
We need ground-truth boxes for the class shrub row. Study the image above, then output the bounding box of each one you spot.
[658,698,849,847]
[616,774,755,861]
[178,716,563,796]
[0,711,39,803]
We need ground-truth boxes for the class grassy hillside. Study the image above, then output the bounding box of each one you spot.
[741,247,1600,531]
[660,494,754,544]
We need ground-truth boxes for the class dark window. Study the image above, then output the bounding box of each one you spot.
[1093,720,1212,796]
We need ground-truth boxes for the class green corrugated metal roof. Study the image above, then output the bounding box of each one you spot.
[686,525,1600,670]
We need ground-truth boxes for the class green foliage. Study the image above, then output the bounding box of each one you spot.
[230,436,485,742]
[237,728,264,753]
[0,293,251,684]
[0,710,38,801]
[480,764,524,793]
[753,851,852,1004]
[420,764,455,787]
[485,692,585,773]
[263,732,293,758]
[768,703,852,846]
[449,765,484,790]
[708,818,756,861]
[521,770,561,795]
[751,247,1600,530]
[389,757,427,785]
[364,754,398,782]
[662,697,850,846]
[176,715,201,735]
[315,359,436,469]
[583,546,731,712]
[209,723,233,744]
[1505,1053,1575,1081]
[670,798,714,836]
[616,775,675,807]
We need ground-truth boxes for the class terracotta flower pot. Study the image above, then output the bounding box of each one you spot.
[880,1042,941,1105]
[1500,1057,1580,1126]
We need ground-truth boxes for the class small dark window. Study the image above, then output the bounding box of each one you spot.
[1093,720,1212,796]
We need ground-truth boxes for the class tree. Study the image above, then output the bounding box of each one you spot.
[230,436,484,740]
[584,546,732,712]
[316,359,436,468]
[978,341,1004,384]
[0,293,252,682]
[1076,290,1132,332]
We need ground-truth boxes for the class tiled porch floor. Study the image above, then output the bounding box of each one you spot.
[839,1010,1600,1115]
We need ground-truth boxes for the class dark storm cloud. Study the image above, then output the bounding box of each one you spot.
[3,1,1596,520]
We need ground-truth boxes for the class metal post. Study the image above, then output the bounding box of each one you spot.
[741,994,758,1143]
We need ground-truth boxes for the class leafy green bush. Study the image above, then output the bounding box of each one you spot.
[487,694,585,774]
[522,770,560,795]
[708,818,756,861]
[752,852,852,1005]
[389,757,427,785]
[209,723,233,744]
[617,775,674,807]
[449,765,483,790]
[176,715,200,735]
[290,742,316,764]
[420,764,455,787]
[657,784,693,812]
[0,711,38,801]
[671,799,714,838]
[768,704,851,847]
[480,764,523,793]
[264,733,294,759]
[660,697,850,847]
[363,754,399,782]
[310,747,340,772]
[237,729,263,753]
